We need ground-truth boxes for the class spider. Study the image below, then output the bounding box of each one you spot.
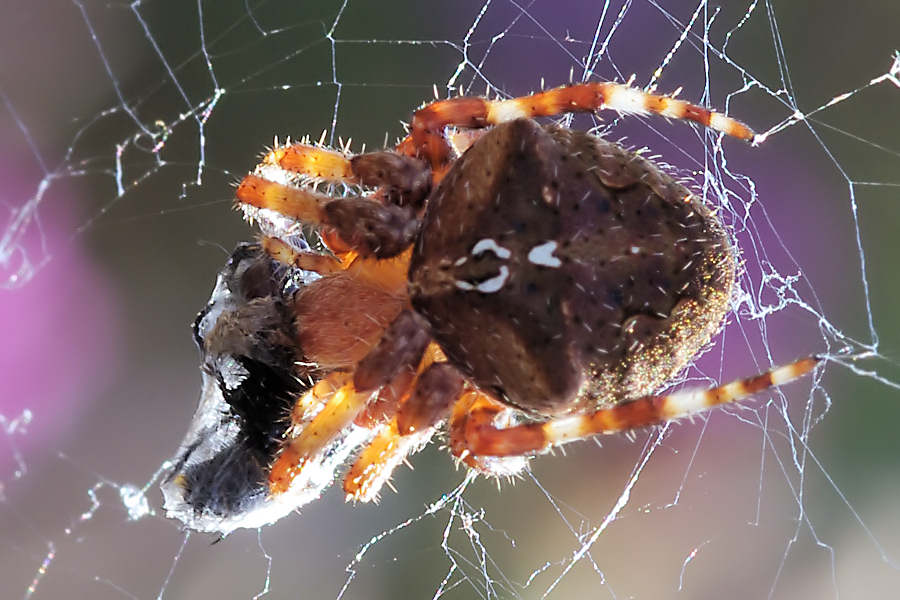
[164,81,820,532]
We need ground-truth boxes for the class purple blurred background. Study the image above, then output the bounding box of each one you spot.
[2,1,899,598]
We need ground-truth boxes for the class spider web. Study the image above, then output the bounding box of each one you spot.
[2,0,899,597]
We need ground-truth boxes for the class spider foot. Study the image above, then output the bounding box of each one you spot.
[269,375,370,496]
[343,419,436,503]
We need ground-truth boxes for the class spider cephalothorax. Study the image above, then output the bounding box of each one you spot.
[164,81,819,533]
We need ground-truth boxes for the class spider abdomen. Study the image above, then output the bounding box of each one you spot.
[409,118,735,416]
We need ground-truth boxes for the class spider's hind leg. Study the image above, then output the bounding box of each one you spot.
[256,141,431,207]
[236,152,431,258]
[462,357,822,458]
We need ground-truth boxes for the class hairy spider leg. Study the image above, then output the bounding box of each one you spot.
[269,373,370,495]
[404,81,756,170]
[238,176,419,259]
[260,141,431,206]
[448,391,530,477]
[261,142,357,181]
[343,342,446,502]
[259,254,413,496]
[237,173,330,222]
[343,419,437,502]
[239,142,431,261]
[268,312,437,498]
[463,356,821,457]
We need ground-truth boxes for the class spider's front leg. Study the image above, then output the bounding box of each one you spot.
[238,177,419,259]
[237,143,431,259]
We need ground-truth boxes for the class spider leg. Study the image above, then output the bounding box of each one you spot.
[447,390,530,477]
[268,312,435,496]
[350,152,432,208]
[237,176,419,259]
[343,419,437,503]
[353,310,433,393]
[342,335,466,502]
[261,236,344,274]
[463,356,821,457]
[259,141,431,207]
[342,359,494,502]
[342,339,452,502]
[261,142,356,181]
[406,82,755,169]
[239,141,431,259]
[269,373,370,495]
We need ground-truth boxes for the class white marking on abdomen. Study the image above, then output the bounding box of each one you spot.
[528,240,562,268]
[471,238,511,259]
[476,266,510,293]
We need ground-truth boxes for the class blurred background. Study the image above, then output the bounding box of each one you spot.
[1,0,898,598]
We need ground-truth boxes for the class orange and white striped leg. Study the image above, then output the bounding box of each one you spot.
[260,141,357,182]
[409,82,756,168]
[464,356,821,457]
[237,173,332,223]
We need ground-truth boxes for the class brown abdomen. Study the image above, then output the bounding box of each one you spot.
[409,119,734,416]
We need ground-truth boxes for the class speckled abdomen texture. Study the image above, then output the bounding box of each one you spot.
[409,119,735,416]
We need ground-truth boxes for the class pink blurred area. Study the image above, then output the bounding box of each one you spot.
[0,1,897,598]
[0,152,121,479]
